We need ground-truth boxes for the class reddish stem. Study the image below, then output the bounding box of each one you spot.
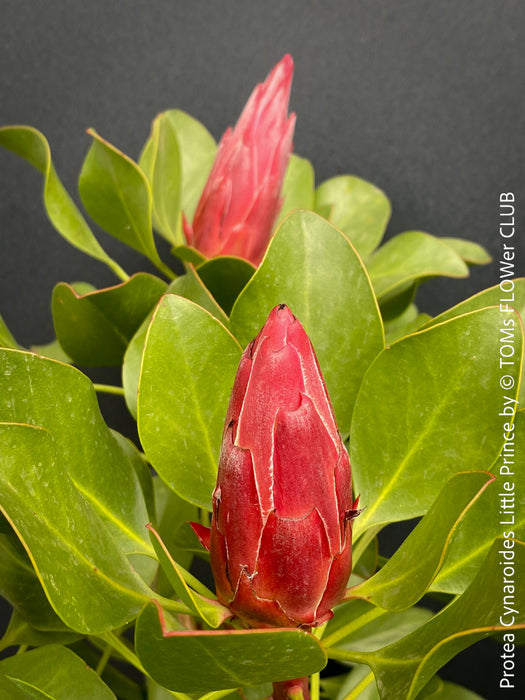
[272,677,310,700]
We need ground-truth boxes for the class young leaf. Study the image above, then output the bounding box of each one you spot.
[314,175,391,258]
[351,307,523,538]
[52,273,167,366]
[367,231,469,302]
[278,153,315,223]
[440,237,492,265]
[138,295,242,509]
[230,210,384,436]
[135,602,327,693]
[0,126,127,281]
[79,130,175,279]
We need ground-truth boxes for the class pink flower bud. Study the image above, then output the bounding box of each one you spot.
[196,305,358,628]
[183,56,296,266]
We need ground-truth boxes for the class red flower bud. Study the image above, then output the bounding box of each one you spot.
[197,305,358,628]
[183,56,295,266]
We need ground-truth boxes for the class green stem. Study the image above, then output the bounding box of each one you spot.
[93,384,125,396]
[107,259,130,282]
[310,673,320,700]
[155,259,178,281]
[322,605,386,648]
[325,647,370,664]
[95,642,113,676]
[98,631,145,674]
[343,671,375,700]
[15,644,27,655]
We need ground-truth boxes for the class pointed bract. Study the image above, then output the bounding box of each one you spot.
[209,304,358,627]
[184,56,295,266]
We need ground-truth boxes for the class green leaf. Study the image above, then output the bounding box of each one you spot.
[421,279,525,405]
[314,175,391,258]
[383,304,430,345]
[0,126,127,281]
[350,472,495,610]
[0,645,116,699]
[367,232,469,301]
[147,524,230,628]
[135,602,327,693]
[440,237,492,265]
[351,307,523,538]
[230,210,384,435]
[52,273,167,366]
[0,423,154,633]
[323,599,433,651]
[139,112,182,244]
[122,271,228,420]
[152,475,199,573]
[0,515,72,632]
[0,610,81,650]
[0,314,19,349]
[432,410,525,594]
[196,257,256,315]
[29,340,72,363]
[278,154,315,223]
[171,244,207,266]
[158,110,217,223]
[328,539,525,700]
[0,349,155,578]
[79,130,175,279]
[138,295,242,509]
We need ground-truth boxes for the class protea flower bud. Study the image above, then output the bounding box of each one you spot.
[193,305,358,629]
[183,55,295,266]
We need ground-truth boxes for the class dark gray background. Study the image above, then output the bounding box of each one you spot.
[0,1,523,697]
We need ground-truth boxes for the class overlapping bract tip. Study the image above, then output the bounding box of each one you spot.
[203,304,358,628]
[184,56,295,266]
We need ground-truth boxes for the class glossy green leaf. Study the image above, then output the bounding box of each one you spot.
[196,257,255,315]
[422,279,525,405]
[139,112,182,244]
[383,304,430,345]
[0,515,72,632]
[29,340,72,363]
[171,244,207,266]
[230,210,384,435]
[323,599,433,651]
[0,645,116,699]
[159,110,217,223]
[0,314,19,349]
[138,295,242,508]
[0,126,128,280]
[278,153,315,223]
[441,237,492,265]
[0,423,154,633]
[328,539,525,700]
[0,609,82,650]
[0,348,155,578]
[423,279,525,328]
[432,410,525,594]
[135,602,327,693]
[152,476,199,573]
[122,272,227,420]
[331,667,483,700]
[147,524,230,628]
[350,472,494,610]
[367,232,469,301]
[351,308,523,538]
[52,273,167,366]
[79,130,175,279]
[314,175,391,257]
